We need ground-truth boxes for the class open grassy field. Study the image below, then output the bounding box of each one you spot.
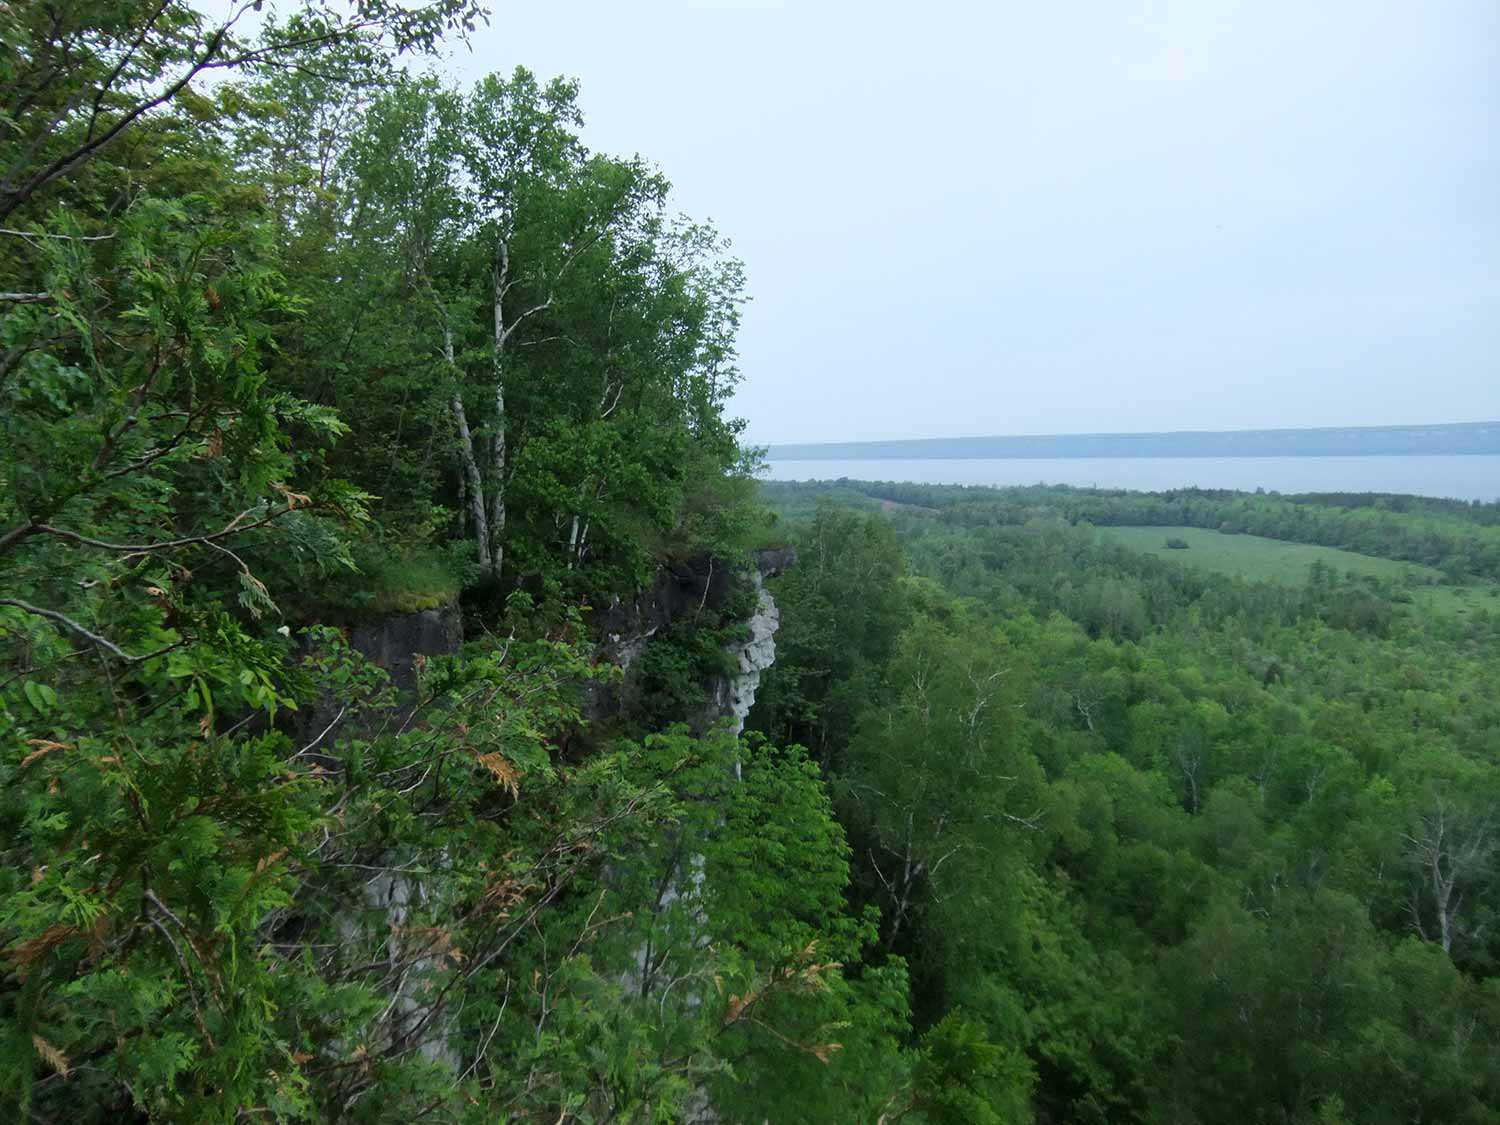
[1409,583,1500,618]
[1098,525,1500,618]
[1098,526,1441,582]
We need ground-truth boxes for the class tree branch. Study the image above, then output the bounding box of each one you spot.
[21,507,289,556]
[0,598,175,664]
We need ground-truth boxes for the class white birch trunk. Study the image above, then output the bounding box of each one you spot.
[443,321,491,572]
[566,514,580,567]
[487,239,509,581]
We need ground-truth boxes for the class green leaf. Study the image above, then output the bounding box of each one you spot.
[23,680,57,717]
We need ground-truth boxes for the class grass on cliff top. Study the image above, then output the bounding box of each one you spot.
[363,547,465,613]
[289,543,464,620]
[1100,525,1500,618]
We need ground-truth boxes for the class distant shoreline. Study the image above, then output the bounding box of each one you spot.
[767,421,1500,461]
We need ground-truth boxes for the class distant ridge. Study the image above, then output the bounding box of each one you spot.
[768,421,1500,460]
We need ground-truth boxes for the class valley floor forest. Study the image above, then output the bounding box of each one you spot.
[3,4,1500,1123]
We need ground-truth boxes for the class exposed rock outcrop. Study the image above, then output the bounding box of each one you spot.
[347,604,463,695]
[294,603,463,754]
[305,604,466,1068]
[703,568,780,756]
[587,547,794,723]
[611,549,792,1124]
[322,550,794,1086]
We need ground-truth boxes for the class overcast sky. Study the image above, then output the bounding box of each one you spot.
[439,1,1499,444]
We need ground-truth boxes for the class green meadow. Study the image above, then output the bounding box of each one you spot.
[1099,525,1500,617]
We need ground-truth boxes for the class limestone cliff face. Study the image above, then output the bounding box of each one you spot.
[588,546,794,727]
[704,567,780,772]
[346,604,463,695]
[309,605,466,1065]
[325,548,793,1080]
[336,547,794,732]
[296,604,463,749]
[608,548,792,1125]
[677,570,784,1125]
[730,553,792,720]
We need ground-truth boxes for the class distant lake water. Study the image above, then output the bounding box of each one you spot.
[764,455,1500,502]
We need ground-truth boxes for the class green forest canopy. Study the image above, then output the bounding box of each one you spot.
[752,480,1500,1122]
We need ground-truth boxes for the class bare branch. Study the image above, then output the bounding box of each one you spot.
[0,227,115,242]
[0,598,172,664]
[24,508,289,556]
[293,706,348,760]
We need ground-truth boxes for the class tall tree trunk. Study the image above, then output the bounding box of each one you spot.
[488,239,509,581]
[443,321,490,572]
[566,514,580,567]
[456,456,467,540]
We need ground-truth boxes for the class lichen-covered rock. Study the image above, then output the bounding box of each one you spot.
[586,547,793,724]
[753,544,797,579]
[347,603,463,695]
[293,602,462,753]
[706,570,780,747]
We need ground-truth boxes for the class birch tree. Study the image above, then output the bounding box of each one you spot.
[453,70,645,582]
[274,67,753,591]
[1404,791,1497,956]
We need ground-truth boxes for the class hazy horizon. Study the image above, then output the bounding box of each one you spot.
[766,418,1500,447]
[442,1,1499,445]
